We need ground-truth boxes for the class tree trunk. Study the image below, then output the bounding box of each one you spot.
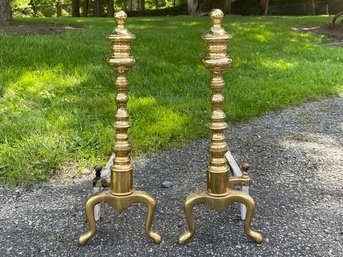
[188,0,199,15]
[260,0,269,16]
[56,1,62,17]
[127,0,132,11]
[331,11,343,27]
[0,0,13,25]
[108,0,114,17]
[188,0,231,16]
[212,0,231,14]
[311,0,315,15]
[94,0,102,17]
[83,0,89,17]
[306,0,315,15]
[72,0,80,17]
[139,0,145,11]
[224,0,232,14]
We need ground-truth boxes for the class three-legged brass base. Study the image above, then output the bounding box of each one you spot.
[178,190,263,245]
[78,190,161,245]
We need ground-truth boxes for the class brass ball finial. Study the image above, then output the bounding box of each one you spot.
[242,163,250,171]
[115,11,127,25]
[210,9,224,25]
[242,163,250,180]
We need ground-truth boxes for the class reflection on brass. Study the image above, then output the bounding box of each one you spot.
[178,9,263,245]
[229,164,252,187]
[78,11,161,245]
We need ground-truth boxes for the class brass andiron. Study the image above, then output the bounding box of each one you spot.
[178,9,263,245]
[78,11,161,245]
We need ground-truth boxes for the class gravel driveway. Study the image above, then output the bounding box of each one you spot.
[1,96,342,257]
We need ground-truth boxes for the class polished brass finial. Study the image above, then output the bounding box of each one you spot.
[242,163,250,179]
[78,11,161,245]
[210,9,224,23]
[115,10,127,21]
[178,9,263,245]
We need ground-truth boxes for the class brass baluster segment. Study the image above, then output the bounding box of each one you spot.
[107,10,135,196]
[78,11,161,245]
[178,9,263,245]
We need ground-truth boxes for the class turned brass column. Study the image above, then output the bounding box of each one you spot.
[78,11,161,245]
[178,9,263,245]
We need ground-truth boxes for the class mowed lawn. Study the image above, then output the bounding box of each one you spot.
[1,15,342,185]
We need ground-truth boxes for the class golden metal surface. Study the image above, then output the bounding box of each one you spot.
[178,9,263,245]
[229,163,252,187]
[78,190,161,245]
[178,191,263,245]
[78,11,161,245]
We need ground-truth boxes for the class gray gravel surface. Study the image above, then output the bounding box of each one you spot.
[1,96,342,257]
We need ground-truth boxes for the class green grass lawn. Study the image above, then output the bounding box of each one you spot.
[1,15,342,185]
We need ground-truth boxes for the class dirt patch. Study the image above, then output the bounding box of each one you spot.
[0,23,83,35]
[292,24,343,47]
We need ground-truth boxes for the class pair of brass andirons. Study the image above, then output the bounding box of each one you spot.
[78,9,263,246]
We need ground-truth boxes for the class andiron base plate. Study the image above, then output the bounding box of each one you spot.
[178,190,263,245]
[78,190,161,245]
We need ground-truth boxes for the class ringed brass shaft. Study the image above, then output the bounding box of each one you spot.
[78,11,161,245]
[178,9,263,245]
